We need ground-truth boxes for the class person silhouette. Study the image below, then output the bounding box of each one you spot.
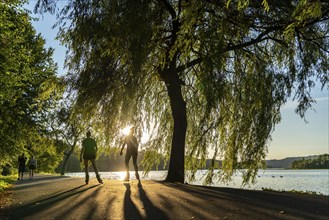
[120,127,140,182]
[80,131,103,184]
[17,153,26,181]
[28,156,37,179]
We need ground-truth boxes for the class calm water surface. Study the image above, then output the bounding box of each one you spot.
[66,169,329,195]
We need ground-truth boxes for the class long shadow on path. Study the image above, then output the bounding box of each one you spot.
[12,175,71,192]
[123,183,143,219]
[158,181,329,220]
[7,184,100,220]
[137,182,168,220]
[123,182,168,220]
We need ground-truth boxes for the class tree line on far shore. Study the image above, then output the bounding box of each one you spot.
[291,154,329,169]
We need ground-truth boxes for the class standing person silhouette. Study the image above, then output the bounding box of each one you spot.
[80,131,103,184]
[120,127,140,182]
[28,156,37,179]
[17,153,26,181]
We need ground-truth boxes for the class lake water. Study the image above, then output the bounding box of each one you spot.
[66,169,329,195]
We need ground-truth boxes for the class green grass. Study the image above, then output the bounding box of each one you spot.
[0,175,17,192]
[262,187,324,196]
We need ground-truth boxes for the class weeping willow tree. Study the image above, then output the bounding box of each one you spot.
[35,0,329,184]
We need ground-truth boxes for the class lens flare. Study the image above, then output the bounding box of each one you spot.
[120,125,132,136]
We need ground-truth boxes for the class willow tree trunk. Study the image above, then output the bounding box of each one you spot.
[164,71,187,183]
[60,145,75,175]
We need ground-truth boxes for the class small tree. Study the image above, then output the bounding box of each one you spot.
[40,94,84,175]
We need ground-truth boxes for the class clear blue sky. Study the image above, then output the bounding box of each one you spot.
[25,2,329,160]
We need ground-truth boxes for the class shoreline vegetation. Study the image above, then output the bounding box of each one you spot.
[261,187,325,196]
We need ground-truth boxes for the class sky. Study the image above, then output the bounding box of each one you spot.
[24,2,329,160]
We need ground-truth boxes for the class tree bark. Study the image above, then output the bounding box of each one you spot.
[164,71,187,183]
[60,145,75,175]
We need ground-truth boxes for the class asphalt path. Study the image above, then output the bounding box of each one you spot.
[1,174,328,220]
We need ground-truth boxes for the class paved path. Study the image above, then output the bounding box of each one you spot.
[1,174,328,220]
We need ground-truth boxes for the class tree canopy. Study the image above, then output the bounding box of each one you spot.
[0,0,61,171]
[35,0,329,184]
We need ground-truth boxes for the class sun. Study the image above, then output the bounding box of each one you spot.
[120,125,151,144]
[120,125,133,136]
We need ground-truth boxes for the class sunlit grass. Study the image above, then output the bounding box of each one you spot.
[0,175,16,192]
